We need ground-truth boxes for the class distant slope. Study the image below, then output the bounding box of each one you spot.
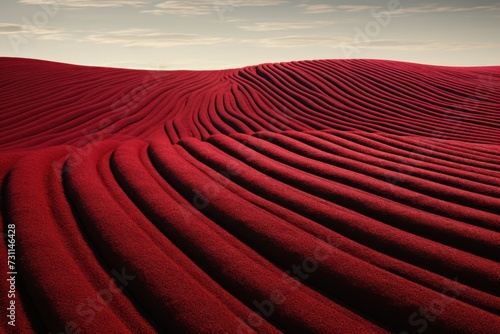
[0,58,499,334]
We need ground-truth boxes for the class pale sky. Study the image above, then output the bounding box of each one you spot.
[0,0,499,69]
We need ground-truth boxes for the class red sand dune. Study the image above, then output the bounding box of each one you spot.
[0,57,499,333]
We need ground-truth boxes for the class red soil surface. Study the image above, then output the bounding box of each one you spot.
[0,57,499,333]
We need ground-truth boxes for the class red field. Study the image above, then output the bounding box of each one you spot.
[0,57,499,333]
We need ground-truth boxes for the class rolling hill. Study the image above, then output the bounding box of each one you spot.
[1,57,499,333]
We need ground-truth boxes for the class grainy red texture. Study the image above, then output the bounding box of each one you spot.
[0,57,499,334]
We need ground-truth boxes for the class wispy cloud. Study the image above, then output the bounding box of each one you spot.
[0,22,71,40]
[296,4,336,14]
[393,4,500,15]
[237,21,333,31]
[86,29,231,47]
[297,3,500,15]
[144,0,287,16]
[335,5,380,12]
[240,34,500,51]
[241,35,350,47]
[297,4,382,14]
[352,40,500,52]
[1,24,231,47]
[18,0,147,7]
[0,23,24,34]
